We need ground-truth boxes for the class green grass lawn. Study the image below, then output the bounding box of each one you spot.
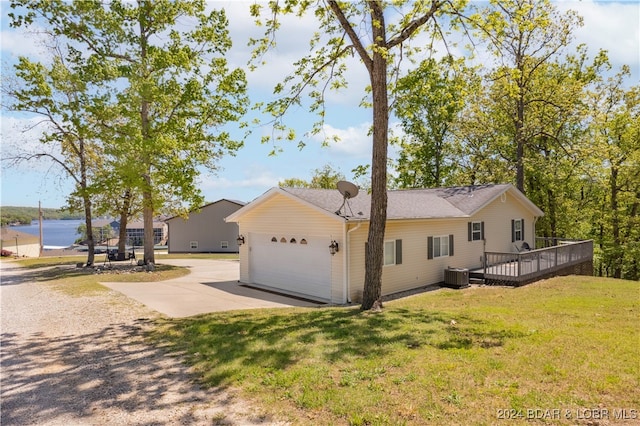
[2,253,236,297]
[151,276,639,425]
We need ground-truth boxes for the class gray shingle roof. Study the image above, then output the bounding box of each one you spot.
[282,184,515,220]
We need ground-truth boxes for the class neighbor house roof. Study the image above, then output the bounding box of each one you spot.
[166,198,246,222]
[226,184,544,223]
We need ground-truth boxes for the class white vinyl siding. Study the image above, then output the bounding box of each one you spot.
[235,192,345,303]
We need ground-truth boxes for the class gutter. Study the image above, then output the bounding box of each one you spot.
[344,219,363,304]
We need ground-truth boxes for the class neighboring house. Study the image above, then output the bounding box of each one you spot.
[0,228,40,257]
[167,199,245,253]
[91,219,167,246]
[125,220,168,246]
[225,184,545,304]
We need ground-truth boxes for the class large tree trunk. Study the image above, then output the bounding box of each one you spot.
[361,5,388,311]
[610,167,621,279]
[142,176,155,265]
[117,189,132,257]
[515,92,525,194]
[83,196,95,266]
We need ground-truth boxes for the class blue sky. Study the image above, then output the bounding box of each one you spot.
[1,1,639,209]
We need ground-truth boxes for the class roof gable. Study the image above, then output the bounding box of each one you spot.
[225,188,346,223]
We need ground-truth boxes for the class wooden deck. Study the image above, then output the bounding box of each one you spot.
[473,239,594,286]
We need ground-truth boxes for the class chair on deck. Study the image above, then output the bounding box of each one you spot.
[514,241,531,252]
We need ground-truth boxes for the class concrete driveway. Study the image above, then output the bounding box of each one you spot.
[100,258,318,318]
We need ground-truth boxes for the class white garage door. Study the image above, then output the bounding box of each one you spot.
[249,233,331,301]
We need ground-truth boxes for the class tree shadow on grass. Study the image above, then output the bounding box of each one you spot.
[0,319,269,426]
[152,306,530,388]
[0,265,91,286]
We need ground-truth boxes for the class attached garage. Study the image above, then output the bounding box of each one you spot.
[226,184,546,305]
[248,233,331,301]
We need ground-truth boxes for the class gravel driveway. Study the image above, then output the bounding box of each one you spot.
[0,260,280,425]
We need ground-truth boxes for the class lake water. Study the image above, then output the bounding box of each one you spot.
[11,219,83,248]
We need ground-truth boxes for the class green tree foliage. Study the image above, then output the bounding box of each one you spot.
[585,68,640,280]
[250,0,467,310]
[393,56,468,188]
[0,207,80,226]
[470,0,583,194]
[279,164,346,189]
[3,46,108,264]
[9,0,249,264]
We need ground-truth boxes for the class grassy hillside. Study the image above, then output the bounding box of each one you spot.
[1,206,82,226]
[152,276,639,425]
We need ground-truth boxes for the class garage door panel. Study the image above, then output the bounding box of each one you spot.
[249,233,331,301]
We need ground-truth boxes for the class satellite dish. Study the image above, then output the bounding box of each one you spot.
[335,181,359,216]
[337,180,359,199]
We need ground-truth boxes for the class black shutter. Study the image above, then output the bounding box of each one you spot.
[427,236,433,259]
[521,219,525,241]
[481,221,485,240]
[511,219,515,242]
[395,239,402,264]
[449,234,454,256]
[468,222,472,241]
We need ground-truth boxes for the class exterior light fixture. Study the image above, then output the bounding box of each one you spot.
[329,240,339,255]
[237,235,245,246]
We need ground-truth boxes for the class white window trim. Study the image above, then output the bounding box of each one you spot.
[220,240,229,249]
[190,240,198,249]
[471,221,482,241]
[384,240,396,266]
[514,220,523,242]
[433,235,450,258]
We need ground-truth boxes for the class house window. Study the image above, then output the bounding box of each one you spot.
[383,239,403,266]
[384,241,395,266]
[220,241,228,249]
[434,235,449,258]
[190,241,198,249]
[428,235,454,259]
[512,219,525,242]
[469,221,484,241]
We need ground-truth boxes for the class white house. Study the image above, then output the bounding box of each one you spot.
[225,184,544,304]
[167,199,245,253]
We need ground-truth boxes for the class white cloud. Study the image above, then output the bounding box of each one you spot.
[0,21,54,64]
[0,115,60,172]
[315,122,372,159]
[199,168,282,190]
[558,1,639,76]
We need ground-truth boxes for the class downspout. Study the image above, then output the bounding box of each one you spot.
[344,219,362,304]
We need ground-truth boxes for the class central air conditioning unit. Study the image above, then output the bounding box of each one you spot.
[444,267,470,289]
